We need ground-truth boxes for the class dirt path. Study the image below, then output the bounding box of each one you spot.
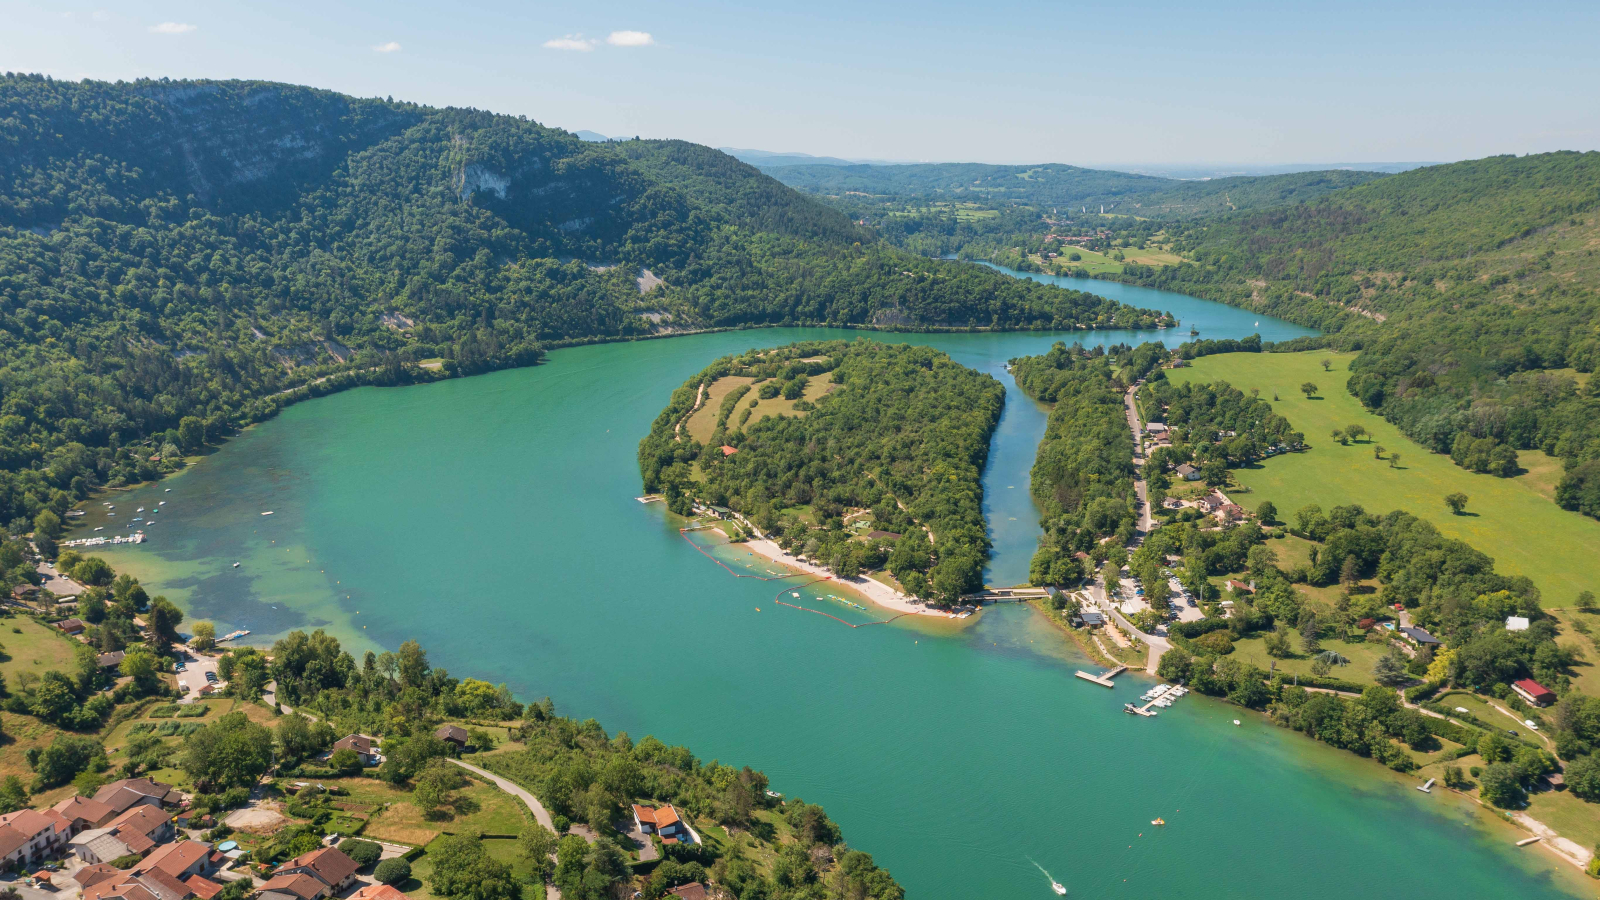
[449,759,560,833]
[673,382,707,440]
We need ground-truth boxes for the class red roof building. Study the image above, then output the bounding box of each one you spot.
[719,445,738,456]
[1512,679,1557,707]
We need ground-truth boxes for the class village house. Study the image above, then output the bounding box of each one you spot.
[97,650,128,670]
[1175,463,1201,481]
[325,734,382,767]
[12,583,38,601]
[51,796,118,836]
[0,808,70,869]
[1197,492,1226,513]
[70,804,174,863]
[1399,626,1442,648]
[55,618,86,635]
[668,884,709,900]
[434,724,469,749]
[1226,580,1256,594]
[260,847,361,900]
[1512,679,1557,708]
[632,804,699,845]
[94,778,176,815]
[1216,503,1247,522]
[1505,616,1530,632]
[350,887,409,900]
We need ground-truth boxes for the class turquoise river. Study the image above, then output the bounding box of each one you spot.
[83,272,1589,898]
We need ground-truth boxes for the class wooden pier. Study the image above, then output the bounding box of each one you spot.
[1075,665,1128,687]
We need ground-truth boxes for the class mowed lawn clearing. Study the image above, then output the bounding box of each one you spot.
[0,616,82,685]
[1168,351,1600,606]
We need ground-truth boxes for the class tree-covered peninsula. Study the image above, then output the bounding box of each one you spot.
[0,74,1170,541]
[639,340,1003,603]
[1010,340,1169,585]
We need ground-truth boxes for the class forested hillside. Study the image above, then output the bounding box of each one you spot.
[638,341,1004,602]
[0,74,1168,535]
[1117,152,1600,520]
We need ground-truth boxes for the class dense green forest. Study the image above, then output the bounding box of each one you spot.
[0,74,1176,537]
[1009,340,1168,585]
[638,340,1003,602]
[1113,152,1600,520]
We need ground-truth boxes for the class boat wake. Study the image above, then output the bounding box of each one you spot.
[1028,858,1067,895]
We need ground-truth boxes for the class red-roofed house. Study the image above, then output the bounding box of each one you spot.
[1512,679,1557,708]
[53,796,118,836]
[270,847,360,899]
[632,804,698,845]
[133,840,226,881]
[668,884,708,900]
[351,886,409,900]
[93,778,175,815]
[323,734,381,767]
[0,808,69,868]
[259,873,335,900]
[719,445,738,456]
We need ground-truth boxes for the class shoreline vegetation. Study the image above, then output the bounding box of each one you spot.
[1002,332,1600,875]
[639,339,1006,607]
[1,545,905,900]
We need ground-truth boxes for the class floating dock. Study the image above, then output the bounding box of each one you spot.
[1418,778,1435,793]
[1075,665,1128,687]
[1516,836,1542,847]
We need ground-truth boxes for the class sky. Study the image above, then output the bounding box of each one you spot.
[3,0,1598,166]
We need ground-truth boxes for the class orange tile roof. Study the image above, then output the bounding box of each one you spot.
[652,805,681,828]
[54,796,117,828]
[0,825,29,859]
[631,804,656,826]
[0,808,57,838]
[277,847,358,889]
[108,804,169,840]
[74,864,122,888]
[350,886,408,900]
[183,875,224,900]
[135,840,214,876]
[260,873,329,900]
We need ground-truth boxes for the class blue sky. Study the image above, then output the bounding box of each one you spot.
[3,0,1597,165]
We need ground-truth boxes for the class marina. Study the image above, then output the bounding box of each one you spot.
[62,532,146,547]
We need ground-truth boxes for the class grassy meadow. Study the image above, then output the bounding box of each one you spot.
[1167,351,1600,606]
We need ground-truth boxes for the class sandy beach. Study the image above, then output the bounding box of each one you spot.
[743,539,967,619]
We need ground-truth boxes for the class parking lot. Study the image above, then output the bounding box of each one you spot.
[175,650,224,698]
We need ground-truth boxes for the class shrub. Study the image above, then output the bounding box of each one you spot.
[373,858,410,886]
[110,854,143,869]
[1194,631,1235,655]
[148,705,180,718]
[340,839,382,869]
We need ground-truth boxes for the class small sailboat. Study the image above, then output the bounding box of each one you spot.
[1151,818,1165,826]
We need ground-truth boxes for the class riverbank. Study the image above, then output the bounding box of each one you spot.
[741,539,969,620]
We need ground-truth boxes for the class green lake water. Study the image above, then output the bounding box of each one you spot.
[83,277,1590,898]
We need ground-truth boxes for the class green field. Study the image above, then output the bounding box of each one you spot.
[1168,351,1600,606]
[0,616,82,685]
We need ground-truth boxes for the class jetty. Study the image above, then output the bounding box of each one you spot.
[62,532,146,548]
[1075,665,1127,687]
[1128,682,1189,716]
[1418,778,1435,793]
[1516,836,1542,847]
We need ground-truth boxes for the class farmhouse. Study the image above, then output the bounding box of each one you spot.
[325,734,381,766]
[435,724,469,749]
[1512,679,1557,708]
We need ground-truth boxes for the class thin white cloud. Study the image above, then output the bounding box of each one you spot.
[606,30,654,47]
[373,41,402,53]
[148,22,196,34]
[543,35,596,51]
